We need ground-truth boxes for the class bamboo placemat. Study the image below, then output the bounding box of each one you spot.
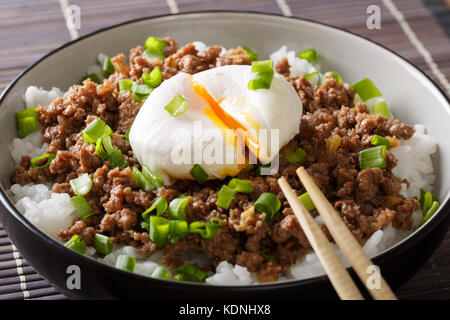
[0,0,449,300]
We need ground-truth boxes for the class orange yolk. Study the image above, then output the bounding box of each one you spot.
[191,80,260,167]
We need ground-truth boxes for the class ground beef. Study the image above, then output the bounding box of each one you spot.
[11,38,420,282]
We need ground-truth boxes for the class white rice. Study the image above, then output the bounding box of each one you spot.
[6,46,437,285]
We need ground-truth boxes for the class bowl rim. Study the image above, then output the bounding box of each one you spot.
[1,10,449,292]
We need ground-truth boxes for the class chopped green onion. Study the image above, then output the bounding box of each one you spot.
[359,146,387,170]
[298,49,318,62]
[142,197,168,221]
[248,60,275,90]
[119,79,133,92]
[242,46,258,61]
[149,216,170,246]
[132,167,155,192]
[142,165,164,189]
[132,92,148,103]
[81,73,100,84]
[189,220,221,239]
[132,82,153,95]
[421,201,439,225]
[82,118,113,144]
[125,128,130,142]
[305,72,324,86]
[64,235,86,254]
[216,185,237,210]
[262,253,275,261]
[189,164,208,184]
[168,197,190,221]
[298,192,315,211]
[169,220,189,243]
[283,147,307,164]
[173,273,187,281]
[94,234,113,255]
[143,49,165,62]
[70,173,93,196]
[95,134,114,160]
[30,153,55,169]
[371,134,391,149]
[115,255,136,272]
[16,107,38,138]
[108,149,128,169]
[143,67,163,88]
[164,94,189,117]
[102,57,115,78]
[419,188,438,214]
[251,60,272,73]
[254,192,281,221]
[324,71,342,83]
[228,178,254,193]
[175,264,208,283]
[151,265,171,279]
[350,78,382,102]
[70,195,96,220]
[145,36,167,52]
[371,101,392,119]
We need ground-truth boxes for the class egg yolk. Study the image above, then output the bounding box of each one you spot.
[190,79,261,166]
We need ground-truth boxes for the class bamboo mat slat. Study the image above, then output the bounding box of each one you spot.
[0,0,449,300]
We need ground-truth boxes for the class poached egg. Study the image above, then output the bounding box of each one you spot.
[129,65,302,184]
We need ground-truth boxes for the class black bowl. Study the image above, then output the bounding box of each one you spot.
[1,11,449,299]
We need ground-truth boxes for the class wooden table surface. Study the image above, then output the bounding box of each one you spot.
[0,0,449,300]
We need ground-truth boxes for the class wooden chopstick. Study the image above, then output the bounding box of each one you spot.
[278,177,364,300]
[296,167,397,300]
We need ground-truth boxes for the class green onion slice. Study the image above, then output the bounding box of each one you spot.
[324,71,342,83]
[189,221,221,239]
[421,201,439,225]
[169,220,189,243]
[82,118,113,144]
[143,67,163,88]
[176,264,208,283]
[350,78,382,102]
[305,72,324,86]
[102,57,115,78]
[149,215,170,246]
[168,197,190,221]
[115,255,136,272]
[81,73,101,84]
[298,192,315,211]
[251,60,272,73]
[95,134,114,160]
[64,234,86,254]
[151,265,171,279]
[142,165,164,189]
[298,49,318,62]
[248,70,274,90]
[164,94,189,117]
[132,92,148,103]
[254,192,281,221]
[228,178,254,193]
[262,253,275,261]
[359,145,387,170]
[142,197,168,221]
[419,188,438,214]
[16,107,38,138]
[143,49,165,62]
[94,234,113,255]
[125,128,130,142]
[371,101,392,119]
[132,82,153,95]
[119,79,133,92]
[371,134,391,149]
[30,153,55,169]
[216,185,237,210]
[145,36,167,52]
[132,167,155,192]
[108,149,128,169]
[242,46,258,61]
[283,147,307,164]
[70,195,96,220]
[189,164,208,184]
[70,173,93,196]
